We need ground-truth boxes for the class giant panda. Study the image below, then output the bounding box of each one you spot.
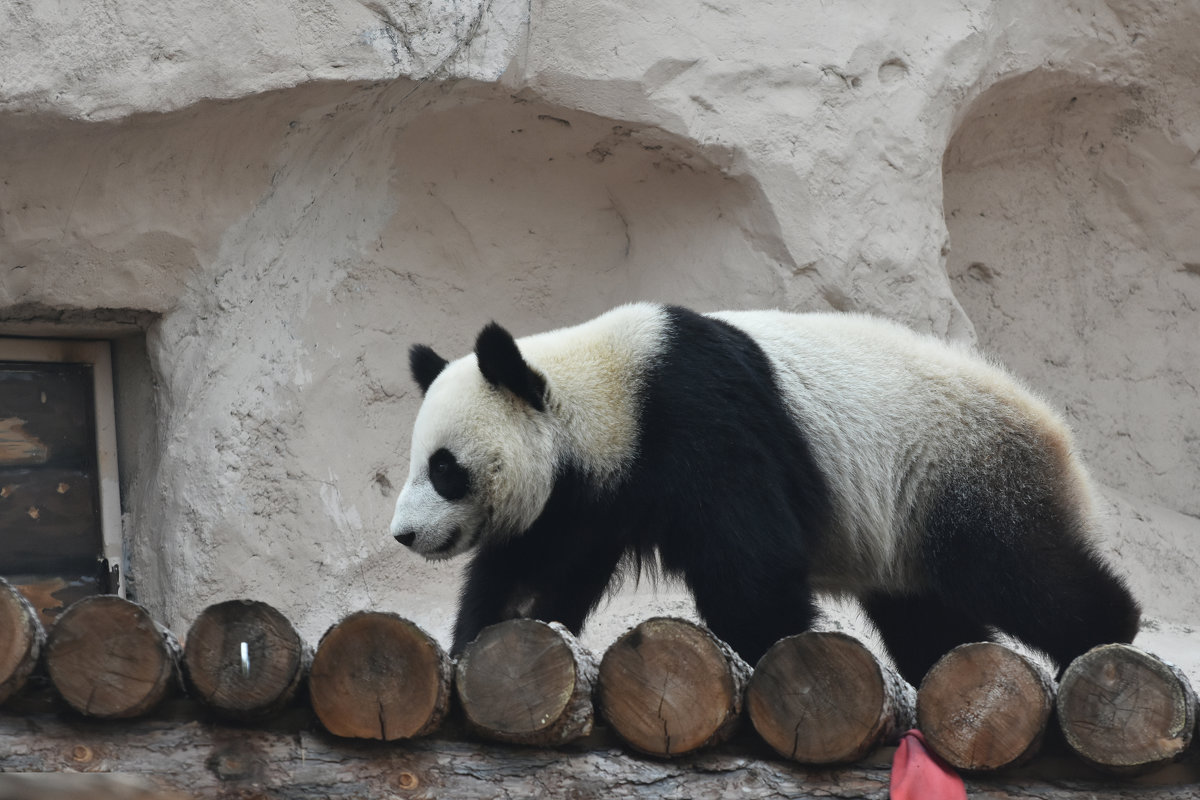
[389,303,1140,683]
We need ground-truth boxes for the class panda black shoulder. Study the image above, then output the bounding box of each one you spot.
[625,306,833,561]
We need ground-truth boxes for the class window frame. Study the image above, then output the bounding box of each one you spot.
[0,338,124,598]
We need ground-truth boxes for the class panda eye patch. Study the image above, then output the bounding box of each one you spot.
[428,448,470,501]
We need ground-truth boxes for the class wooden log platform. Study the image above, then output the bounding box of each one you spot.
[456,618,597,746]
[747,631,916,764]
[0,693,1197,800]
[4,591,1197,797]
[1058,643,1198,776]
[308,611,451,740]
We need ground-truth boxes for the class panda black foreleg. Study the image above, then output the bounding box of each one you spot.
[451,526,627,656]
[861,591,991,686]
[686,560,820,667]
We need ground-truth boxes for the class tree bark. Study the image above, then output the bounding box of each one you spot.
[45,594,181,718]
[0,576,45,705]
[182,598,310,720]
[597,616,750,757]
[1,701,1198,800]
[455,618,597,746]
[1057,643,1198,776]
[747,631,916,764]
[0,773,191,800]
[917,641,1055,771]
[308,610,451,740]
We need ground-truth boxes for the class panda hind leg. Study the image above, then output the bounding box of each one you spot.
[924,477,1141,677]
[938,533,1141,676]
[690,568,821,667]
[861,591,991,686]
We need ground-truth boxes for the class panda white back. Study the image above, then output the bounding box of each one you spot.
[710,310,1100,595]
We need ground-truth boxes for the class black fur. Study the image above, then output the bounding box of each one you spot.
[475,322,547,411]
[455,463,628,650]
[409,344,448,395]
[446,307,1140,684]
[862,591,991,684]
[429,448,470,501]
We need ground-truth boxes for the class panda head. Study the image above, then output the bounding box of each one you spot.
[390,322,557,559]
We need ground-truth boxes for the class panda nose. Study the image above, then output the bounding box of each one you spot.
[394,529,416,548]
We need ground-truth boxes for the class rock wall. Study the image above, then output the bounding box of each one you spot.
[945,70,1200,517]
[1,0,1196,658]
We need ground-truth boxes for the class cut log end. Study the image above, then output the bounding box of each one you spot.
[309,611,451,740]
[183,599,309,720]
[1057,643,1198,776]
[456,619,596,746]
[917,642,1054,771]
[597,617,749,758]
[46,595,180,718]
[0,577,46,705]
[747,631,916,764]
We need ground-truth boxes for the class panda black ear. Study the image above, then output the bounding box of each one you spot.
[410,344,448,395]
[474,322,547,411]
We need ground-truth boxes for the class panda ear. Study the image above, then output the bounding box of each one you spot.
[474,322,547,411]
[410,344,448,395]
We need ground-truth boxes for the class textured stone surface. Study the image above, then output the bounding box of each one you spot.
[0,0,1196,678]
[946,70,1200,518]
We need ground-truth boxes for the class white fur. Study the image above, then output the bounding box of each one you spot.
[519,303,668,486]
[391,303,667,558]
[711,310,1096,594]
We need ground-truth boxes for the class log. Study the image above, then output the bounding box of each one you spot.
[596,616,749,757]
[917,641,1055,771]
[182,599,310,719]
[747,631,916,764]
[456,618,597,746]
[45,595,181,718]
[0,576,45,705]
[309,610,451,740]
[1057,643,1198,775]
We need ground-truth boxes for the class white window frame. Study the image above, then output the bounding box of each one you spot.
[0,338,124,598]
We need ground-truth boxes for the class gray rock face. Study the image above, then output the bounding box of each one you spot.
[0,0,1196,671]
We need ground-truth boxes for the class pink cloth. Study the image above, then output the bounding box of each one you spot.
[891,729,966,800]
